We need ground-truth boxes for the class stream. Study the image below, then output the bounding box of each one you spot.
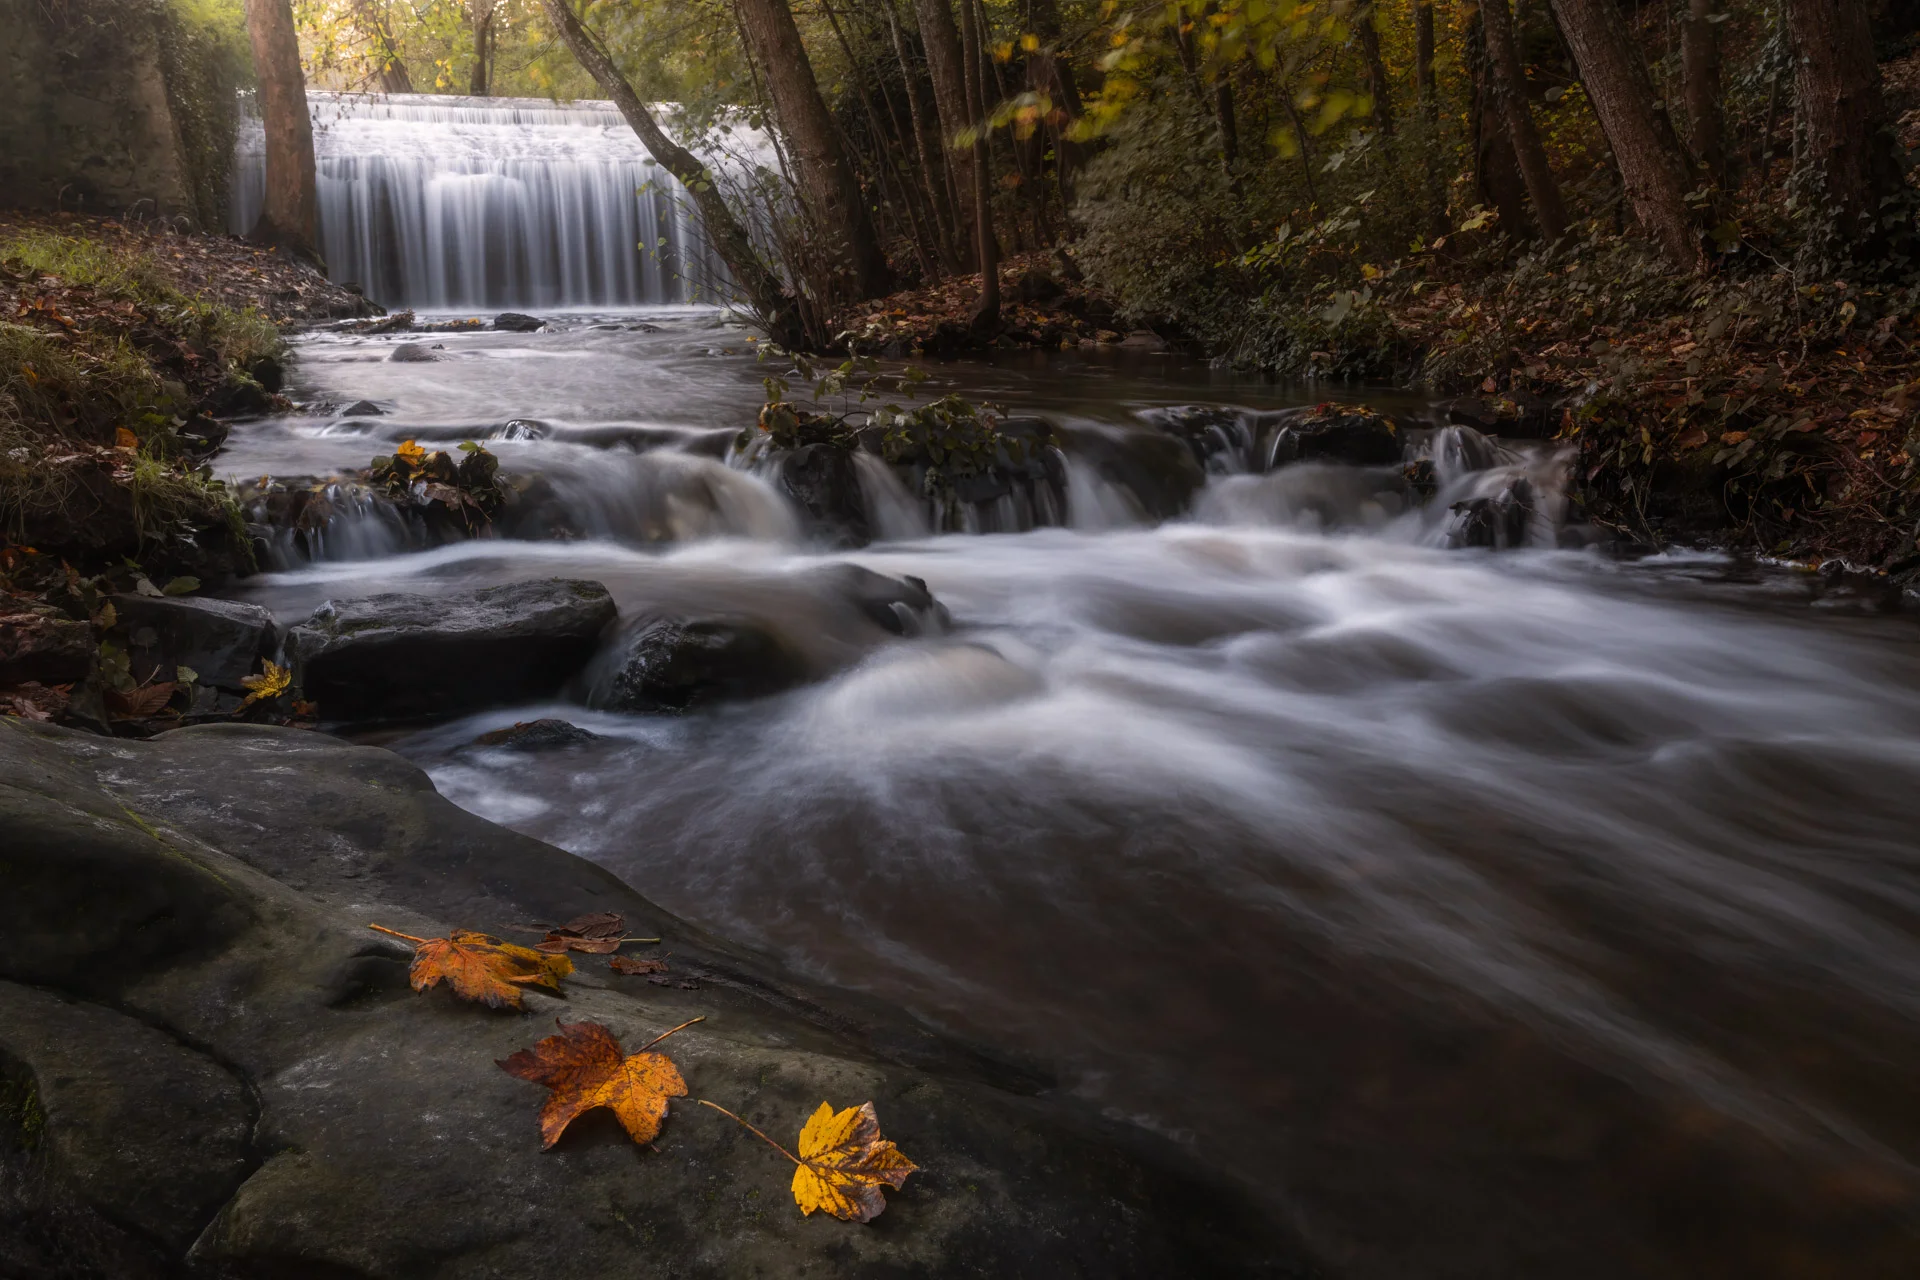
[223,312,1920,1278]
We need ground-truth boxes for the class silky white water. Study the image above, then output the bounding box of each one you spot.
[230,93,746,309]
[223,317,1920,1278]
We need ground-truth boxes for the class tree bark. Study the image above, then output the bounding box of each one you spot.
[956,0,998,331]
[1467,10,1533,238]
[469,0,497,97]
[1548,0,1702,266]
[537,0,803,346]
[883,0,963,267]
[1357,5,1395,135]
[1784,0,1902,256]
[351,0,414,93]
[733,0,893,298]
[244,0,319,259]
[1414,0,1437,116]
[912,0,979,265]
[1681,0,1723,184]
[1480,0,1567,239]
[1025,0,1084,203]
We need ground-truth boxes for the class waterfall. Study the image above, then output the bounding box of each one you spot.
[230,91,743,310]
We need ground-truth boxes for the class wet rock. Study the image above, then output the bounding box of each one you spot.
[880,411,1068,532]
[284,578,617,721]
[339,399,386,417]
[1118,330,1170,352]
[493,312,547,332]
[1140,405,1259,473]
[1434,393,1560,440]
[0,721,1305,1279]
[1061,424,1207,521]
[588,617,808,713]
[205,375,272,419]
[1267,403,1405,468]
[245,354,285,394]
[110,594,274,692]
[807,562,951,636]
[388,342,436,363]
[365,309,416,334]
[470,718,600,750]
[0,610,93,685]
[1446,477,1537,549]
[780,443,871,548]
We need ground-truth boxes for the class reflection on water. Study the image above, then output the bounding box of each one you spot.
[226,314,1920,1278]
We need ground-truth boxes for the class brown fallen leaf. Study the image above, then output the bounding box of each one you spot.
[106,681,176,719]
[609,953,670,975]
[368,924,572,1009]
[498,1017,702,1148]
[525,911,660,954]
[699,1100,917,1223]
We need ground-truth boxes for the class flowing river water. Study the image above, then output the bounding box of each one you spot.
[221,313,1920,1278]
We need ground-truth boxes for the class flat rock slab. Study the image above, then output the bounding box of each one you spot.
[285,578,617,722]
[0,720,1309,1279]
[111,592,274,692]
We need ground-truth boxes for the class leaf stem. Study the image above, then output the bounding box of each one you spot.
[367,923,430,946]
[698,1099,799,1165]
[633,1016,705,1054]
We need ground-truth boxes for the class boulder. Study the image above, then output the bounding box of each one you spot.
[205,375,272,419]
[493,312,547,332]
[339,399,386,417]
[779,442,871,548]
[1059,424,1207,521]
[588,617,808,713]
[470,718,601,750]
[245,354,285,394]
[1139,405,1260,473]
[1446,477,1538,550]
[0,721,1305,1279]
[388,342,437,363]
[813,562,950,637]
[0,610,93,685]
[284,578,617,721]
[1266,403,1405,468]
[110,593,274,692]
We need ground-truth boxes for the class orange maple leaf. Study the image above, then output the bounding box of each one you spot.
[368,924,572,1009]
[394,438,427,466]
[700,1099,917,1223]
[498,1018,702,1148]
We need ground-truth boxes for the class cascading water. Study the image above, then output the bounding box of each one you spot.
[230,92,743,309]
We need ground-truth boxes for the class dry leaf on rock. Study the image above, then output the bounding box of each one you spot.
[238,659,291,708]
[609,953,669,975]
[498,1018,701,1148]
[533,911,627,954]
[699,1099,917,1223]
[106,681,175,719]
[369,924,572,1009]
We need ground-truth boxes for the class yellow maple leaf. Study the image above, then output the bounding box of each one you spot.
[115,427,139,450]
[237,659,292,708]
[700,1099,917,1222]
[394,438,427,466]
[499,1017,702,1147]
[369,924,572,1010]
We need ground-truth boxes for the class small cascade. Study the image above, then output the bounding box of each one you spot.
[230,92,744,309]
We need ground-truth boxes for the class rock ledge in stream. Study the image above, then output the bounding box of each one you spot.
[285,578,617,722]
[0,721,1310,1279]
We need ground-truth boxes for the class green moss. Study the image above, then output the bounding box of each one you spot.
[158,0,251,231]
[0,1074,46,1152]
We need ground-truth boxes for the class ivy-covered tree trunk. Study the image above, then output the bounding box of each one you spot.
[244,0,318,259]
[1784,0,1902,259]
[537,0,803,346]
[913,0,979,269]
[1549,0,1702,267]
[733,0,894,299]
[1681,0,1723,184]
[1480,0,1567,240]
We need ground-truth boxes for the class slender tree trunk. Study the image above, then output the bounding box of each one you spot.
[1025,0,1084,203]
[1467,10,1533,237]
[913,0,980,265]
[538,0,802,345]
[244,0,319,259]
[352,0,414,92]
[1549,0,1702,266]
[1481,0,1568,239]
[733,0,893,298]
[821,0,941,278]
[883,0,963,267]
[1357,5,1396,135]
[956,0,998,330]
[1681,0,1723,184]
[1784,0,1902,257]
[1415,0,1437,114]
[469,1,496,96]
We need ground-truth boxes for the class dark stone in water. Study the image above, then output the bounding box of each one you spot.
[1139,405,1258,473]
[780,442,870,548]
[339,399,386,417]
[388,343,436,363]
[591,617,807,713]
[205,375,272,419]
[284,578,617,722]
[471,718,600,750]
[245,354,285,394]
[1448,477,1537,549]
[1267,403,1404,468]
[110,593,274,693]
[493,312,546,332]
[813,562,950,636]
[1059,423,1207,521]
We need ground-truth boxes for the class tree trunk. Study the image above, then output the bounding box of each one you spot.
[1481,0,1568,239]
[1681,0,1723,184]
[352,0,414,93]
[244,0,319,259]
[821,0,941,278]
[1357,5,1395,135]
[537,0,802,346]
[956,0,998,331]
[734,0,893,298]
[1784,0,1902,256]
[1415,0,1437,116]
[912,0,979,265]
[883,0,963,267]
[1549,0,1702,266]
[1467,10,1533,238]
[1025,0,1084,203]
[469,1,496,97]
